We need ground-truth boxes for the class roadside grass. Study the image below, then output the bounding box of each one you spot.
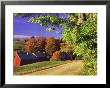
[13,60,71,75]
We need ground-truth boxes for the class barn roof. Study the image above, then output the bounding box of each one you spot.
[18,53,36,60]
[34,51,46,58]
[17,51,46,60]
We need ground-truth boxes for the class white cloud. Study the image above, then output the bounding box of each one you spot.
[14,35,31,39]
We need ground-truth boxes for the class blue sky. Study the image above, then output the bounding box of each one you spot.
[13,13,66,38]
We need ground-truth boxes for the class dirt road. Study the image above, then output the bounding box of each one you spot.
[27,60,83,75]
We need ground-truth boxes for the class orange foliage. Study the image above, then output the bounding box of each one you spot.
[50,51,61,61]
[24,36,61,54]
[45,37,57,55]
[36,36,46,51]
[25,36,46,53]
[24,36,37,53]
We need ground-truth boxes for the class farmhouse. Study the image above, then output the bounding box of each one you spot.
[13,51,49,66]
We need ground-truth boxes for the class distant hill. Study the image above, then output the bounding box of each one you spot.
[14,35,32,41]
[14,35,62,41]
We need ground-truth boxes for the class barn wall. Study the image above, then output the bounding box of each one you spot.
[13,54,21,66]
[21,59,37,65]
[21,58,49,66]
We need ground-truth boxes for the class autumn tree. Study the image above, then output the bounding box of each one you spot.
[55,38,62,51]
[35,36,46,51]
[24,36,37,54]
[45,37,58,56]
[25,36,46,53]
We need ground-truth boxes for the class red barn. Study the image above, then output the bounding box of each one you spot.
[13,52,21,66]
[13,51,48,66]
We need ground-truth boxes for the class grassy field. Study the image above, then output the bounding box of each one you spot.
[13,61,71,75]
[13,40,26,56]
[14,40,25,50]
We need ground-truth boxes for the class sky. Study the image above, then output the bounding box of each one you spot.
[13,13,66,38]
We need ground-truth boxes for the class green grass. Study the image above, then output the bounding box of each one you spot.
[13,61,71,75]
[13,41,25,49]
[13,40,26,56]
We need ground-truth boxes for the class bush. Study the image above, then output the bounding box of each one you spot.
[50,51,61,61]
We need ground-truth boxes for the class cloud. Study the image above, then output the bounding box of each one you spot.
[14,35,32,39]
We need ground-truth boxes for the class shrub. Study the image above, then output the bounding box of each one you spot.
[50,51,61,61]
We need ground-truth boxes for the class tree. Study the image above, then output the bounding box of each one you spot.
[77,15,97,75]
[55,38,61,51]
[24,36,37,53]
[24,36,47,53]
[45,37,58,56]
[35,36,46,51]
[60,43,75,54]
[62,13,97,74]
